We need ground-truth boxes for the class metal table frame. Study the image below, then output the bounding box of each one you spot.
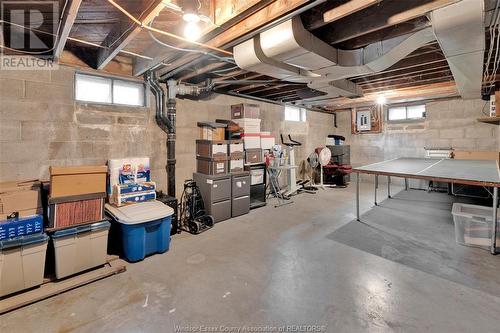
[353,158,500,254]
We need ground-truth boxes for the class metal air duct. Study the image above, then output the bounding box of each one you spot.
[431,0,485,99]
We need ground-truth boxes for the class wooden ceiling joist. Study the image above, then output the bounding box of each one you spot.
[54,0,82,59]
[316,0,458,45]
[330,81,458,108]
[321,0,381,28]
[96,0,165,70]
[178,62,229,82]
[138,0,311,76]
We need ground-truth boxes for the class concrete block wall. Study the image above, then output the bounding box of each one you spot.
[175,94,334,197]
[332,98,500,183]
[0,65,335,198]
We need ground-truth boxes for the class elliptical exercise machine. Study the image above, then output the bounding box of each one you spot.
[280,134,317,197]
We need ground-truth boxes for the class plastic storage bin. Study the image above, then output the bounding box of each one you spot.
[452,203,500,250]
[0,214,43,240]
[0,233,49,297]
[51,220,110,279]
[105,201,174,262]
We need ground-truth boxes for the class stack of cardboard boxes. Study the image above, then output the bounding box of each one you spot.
[231,104,275,164]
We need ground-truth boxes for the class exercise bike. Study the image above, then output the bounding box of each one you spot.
[280,134,317,197]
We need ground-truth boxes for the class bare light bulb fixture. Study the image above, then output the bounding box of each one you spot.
[181,0,202,41]
[184,21,201,41]
[376,95,387,105]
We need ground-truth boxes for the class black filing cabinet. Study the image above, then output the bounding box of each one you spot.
[231,172,250,217]
[244,163,267,209]
[193,173,231,223]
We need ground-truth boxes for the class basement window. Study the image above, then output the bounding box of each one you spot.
[387,104,426,122]
[285,106,307,122]
[75,73,146,106]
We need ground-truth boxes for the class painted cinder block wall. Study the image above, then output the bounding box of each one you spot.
[0,65,335,198]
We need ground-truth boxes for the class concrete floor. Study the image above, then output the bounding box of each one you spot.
[2,184,500,332]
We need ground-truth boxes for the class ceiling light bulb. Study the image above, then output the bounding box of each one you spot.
[184,22,201,41]
[183,12,200,23]
[376,95,387,105]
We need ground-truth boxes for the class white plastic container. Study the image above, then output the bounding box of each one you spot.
[51,221,110,279]
[260,132,275,150]
[451,203,500,250]
[0,233,49,297]
[233,118,261,133]
[241,133,261,149]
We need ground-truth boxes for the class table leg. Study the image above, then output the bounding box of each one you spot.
[491,187,498,255]
[387,176,391,198]
[374,175,378,206]
[405,178,409,191]
[356,173,360,221]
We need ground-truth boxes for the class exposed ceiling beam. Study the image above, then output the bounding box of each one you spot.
[138,0,311,76]
[177,62,228,81]
[96,0,165,70]
[320,0,381,29]
[336,16,430,49]
[54,0,82,59]
[215,73,264,89]
[258,85,301,98]
[330,81,458,108]
[361,71,453,90]
[316,0,459,45]
[355,65,450,85]
[239,84,288,94]
[362,76,454,93]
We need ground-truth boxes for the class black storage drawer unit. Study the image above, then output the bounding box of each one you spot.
[245,164,266,209]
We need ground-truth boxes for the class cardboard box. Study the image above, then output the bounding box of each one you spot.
[199,127,225,141]
[231,103,260,119]
[50,165,107,198]
[0,180,42,220]
[453,151,500,162]
[198,122,226,141]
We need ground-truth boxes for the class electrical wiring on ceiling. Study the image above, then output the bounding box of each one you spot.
[147,17,235,65]
[0,0,69,55]
[106,0,231,56]
[483,0,500,94]
[0,20,153,60]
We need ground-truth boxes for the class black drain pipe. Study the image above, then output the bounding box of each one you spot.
[165,80,177,198]
[146,72,176,197]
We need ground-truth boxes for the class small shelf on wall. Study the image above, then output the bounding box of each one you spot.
[477,116,500,125]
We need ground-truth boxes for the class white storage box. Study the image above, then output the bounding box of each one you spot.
[260,132,275,150]
[241,133,261,149]
[0,233,49,297]
[452,203,500,250]
[233,118,261,133]
[51,220,110,279]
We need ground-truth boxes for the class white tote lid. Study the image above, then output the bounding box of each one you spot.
[105,201,174,224]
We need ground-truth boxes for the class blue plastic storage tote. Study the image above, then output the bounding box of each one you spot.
[0,214,43,240]
[105,201,173,262]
